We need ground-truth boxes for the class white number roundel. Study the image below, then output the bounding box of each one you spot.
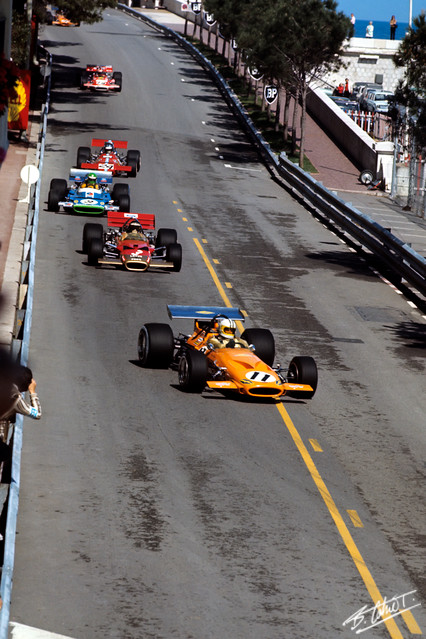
[245,371,276,383]
[80,198,97,205]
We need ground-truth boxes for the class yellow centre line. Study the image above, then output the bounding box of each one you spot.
[192,228,419,639]
[276,403,405,639]
[193,237,244,333]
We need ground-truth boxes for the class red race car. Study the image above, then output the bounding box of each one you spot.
[80,65,122,92]
[82,212,182,272]
[76,139,141,177]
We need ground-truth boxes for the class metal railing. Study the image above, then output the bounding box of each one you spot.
[0,48,51,638]
[118,4,425,299]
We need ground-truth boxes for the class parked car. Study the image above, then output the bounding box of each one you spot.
[330,96,359,112]
[357,83,383,110]
[364,90,395,113]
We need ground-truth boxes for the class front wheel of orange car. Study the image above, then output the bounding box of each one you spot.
[287,356,318,399]
[178,350,207,392]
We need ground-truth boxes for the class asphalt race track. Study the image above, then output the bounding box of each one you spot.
[9,9,426,639]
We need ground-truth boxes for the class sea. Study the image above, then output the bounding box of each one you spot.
[353,19,410,40]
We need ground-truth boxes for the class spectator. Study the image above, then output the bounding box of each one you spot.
[350,13,355,26]
[344,78,350,97]
[365,21,374,38]
[0,360,42,449]
[390,16,398,40]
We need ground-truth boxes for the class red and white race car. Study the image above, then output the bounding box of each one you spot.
[82,212,182,272]
[80,65,122,92]
[76,139,141,177]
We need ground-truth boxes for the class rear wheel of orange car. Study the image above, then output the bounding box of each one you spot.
[138,323,174,368]
[287,356,318,399]
[241,328,275,367]
[178,350,207,392]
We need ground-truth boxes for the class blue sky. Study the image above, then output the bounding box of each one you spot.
[335,0,424,22]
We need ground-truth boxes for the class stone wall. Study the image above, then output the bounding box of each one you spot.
[320,38,405,93]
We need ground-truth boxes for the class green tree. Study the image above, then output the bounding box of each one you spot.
[205,0,352,168]
[50,0,118,25]
[394,13,426,151]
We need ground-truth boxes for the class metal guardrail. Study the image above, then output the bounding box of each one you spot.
[118,4,426,300]
[0,49,51,638]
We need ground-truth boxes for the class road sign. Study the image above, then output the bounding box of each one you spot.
[264,85,278,105]
[191,2,202,14]
[248,67,264,81]
[203,12,216,26]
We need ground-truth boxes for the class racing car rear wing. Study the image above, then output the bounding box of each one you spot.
[86,65,113,73]
[80,162,132,173]
[107,212,156,230]
[167,306,245,321]
[91,138,128,149]
[69,168,113,183]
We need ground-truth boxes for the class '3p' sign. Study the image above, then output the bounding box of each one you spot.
[264,85,278,105]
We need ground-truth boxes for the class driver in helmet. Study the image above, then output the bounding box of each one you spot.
[101,139,115,154]
[81,172,100,189]
[207,317,249,350]
[120,219,148,242]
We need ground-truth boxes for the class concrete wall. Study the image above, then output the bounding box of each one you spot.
[321,38,405,93]
[306,87,377,173]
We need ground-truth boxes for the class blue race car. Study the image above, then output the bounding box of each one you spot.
[47,169,130,215]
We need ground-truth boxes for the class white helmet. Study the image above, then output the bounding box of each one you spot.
[217,317,236,338]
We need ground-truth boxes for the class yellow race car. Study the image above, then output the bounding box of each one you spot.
[137,306,318,400]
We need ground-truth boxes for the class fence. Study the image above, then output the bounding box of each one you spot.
[0,48,51,638]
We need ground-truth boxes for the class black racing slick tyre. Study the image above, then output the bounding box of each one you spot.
[287,356,318,399]
[80,70,89,89]
[155,228,177,249]
[113,71,122,92]
[138,323,174,368]
[77,146,91,168]
[166,243,182,272]
[82,223,103,254]
[126,150,141,176]
[178,350,208,393]
[111,183,129,199]
[241,328,275,367]
[87,238,103,266]
[117,194,130,212]
[47,178,67,211]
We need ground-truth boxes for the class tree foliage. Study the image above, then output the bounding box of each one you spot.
[394,14,426,151]
[12,0,117,25]
[205,0,352,167]
[50,0,118,25]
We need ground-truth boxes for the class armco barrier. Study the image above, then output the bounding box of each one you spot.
[0,50,51,638]
[118,4,426,300]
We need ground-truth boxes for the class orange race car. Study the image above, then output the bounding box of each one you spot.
[137,306,318,399]
[51,13,80,26]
